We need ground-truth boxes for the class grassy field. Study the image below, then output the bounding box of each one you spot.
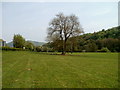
[2,51,118,88]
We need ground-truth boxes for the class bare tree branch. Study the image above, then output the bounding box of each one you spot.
[47,13,84,54]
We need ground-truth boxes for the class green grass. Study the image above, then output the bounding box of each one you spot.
[2,51,118,88]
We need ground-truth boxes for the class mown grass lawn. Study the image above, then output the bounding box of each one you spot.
[2,51,118,88]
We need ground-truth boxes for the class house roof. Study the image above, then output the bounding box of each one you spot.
[0,39,5,41]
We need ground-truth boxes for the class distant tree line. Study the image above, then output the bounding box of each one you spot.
[13,34,35,51]
[12,34,50,52]
[2,26,120,52]
[44,26,120,52]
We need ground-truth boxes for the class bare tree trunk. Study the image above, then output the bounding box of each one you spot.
[62,40,64,55]
[62,51,65,55]
[71,43,73,54]
[62,40,67,55]
[64,40,66,55]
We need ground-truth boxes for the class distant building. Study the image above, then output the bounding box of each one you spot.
[0,39,6,47]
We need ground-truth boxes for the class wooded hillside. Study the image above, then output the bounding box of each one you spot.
[44,26,120,52]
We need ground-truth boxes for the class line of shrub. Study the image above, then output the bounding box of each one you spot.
[0,46,23,51]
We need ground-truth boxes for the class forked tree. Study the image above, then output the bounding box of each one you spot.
[47,13,84,55]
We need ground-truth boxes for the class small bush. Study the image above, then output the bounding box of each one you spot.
[36,46,42,52]
[98,47,110,52]
[41,47,46,52]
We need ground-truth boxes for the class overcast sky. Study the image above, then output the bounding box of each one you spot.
[2,2,118,42]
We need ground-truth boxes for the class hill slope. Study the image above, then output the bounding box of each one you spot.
[80,26,120,40]
[45,26,120,52]
[7,41,45,47]
[27,40,45,46]
[6,41,13,47]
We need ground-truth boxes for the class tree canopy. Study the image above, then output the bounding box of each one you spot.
[13,34,25,48]
[47,13,83,54]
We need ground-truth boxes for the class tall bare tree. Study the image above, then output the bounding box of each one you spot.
[47,13,84,54]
